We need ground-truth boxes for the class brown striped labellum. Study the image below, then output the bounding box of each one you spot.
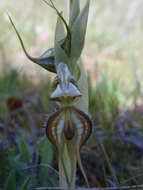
[64,117,75,140]
[46,106,92,149]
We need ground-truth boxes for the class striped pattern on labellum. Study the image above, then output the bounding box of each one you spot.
[46,106,92,149]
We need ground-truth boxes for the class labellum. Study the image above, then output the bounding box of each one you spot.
[46,106,92,149]
[64,119,75,140]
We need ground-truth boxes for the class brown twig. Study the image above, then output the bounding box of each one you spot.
[99,143,119,186]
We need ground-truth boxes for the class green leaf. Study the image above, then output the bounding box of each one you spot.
[71,0,90,61]
[5,170,16,190]
[21,177,31,190]
[1,168,7,188]
[39,139,54,186]
[18,138,30,164]
[8,153,23,172]
[69,0,80,27]
[42,139,53,164]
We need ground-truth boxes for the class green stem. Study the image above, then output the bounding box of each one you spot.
[70,0,73,8]
[60,153,70,186]
[69,0,73,20]
[59,143,76,189]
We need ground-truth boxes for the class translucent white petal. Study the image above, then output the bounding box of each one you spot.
[50,83,81,100]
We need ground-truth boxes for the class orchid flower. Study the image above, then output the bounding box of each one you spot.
[9,0,91,188]
[47,63,92,187]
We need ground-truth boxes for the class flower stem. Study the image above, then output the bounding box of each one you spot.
[59,143,76,189]
[70,0,73,8]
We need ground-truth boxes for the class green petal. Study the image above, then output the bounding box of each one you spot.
[50,63,81,101]
[73,59,89,114]
[70,0,90,61]
[8,14,56,73]
[69,0,80,27]
[54,14,66,45]
[54,17,69,66]
[50,83,81,101]
[42,0,71,58]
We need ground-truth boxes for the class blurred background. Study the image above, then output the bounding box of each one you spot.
[1,0,143,189]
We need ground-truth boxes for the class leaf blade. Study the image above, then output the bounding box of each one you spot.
[18,138,30,164]
[21,177,31,190]
[5,170,16,190]
[71,0,90,61]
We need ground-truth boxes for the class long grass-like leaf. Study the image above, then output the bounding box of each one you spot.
[21,177,31,190]
[5,170,16,190]
[18,137,30,164]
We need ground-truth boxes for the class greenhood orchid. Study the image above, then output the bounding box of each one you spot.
[47,63,92,187]
[8,0,91,188]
